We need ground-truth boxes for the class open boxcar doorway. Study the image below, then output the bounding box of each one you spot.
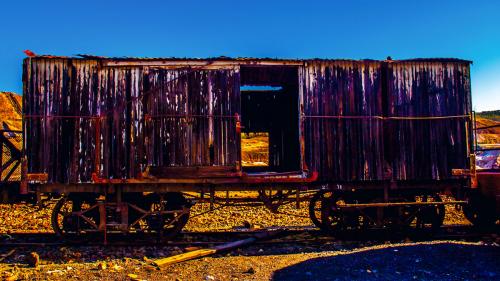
[240,66,301,173]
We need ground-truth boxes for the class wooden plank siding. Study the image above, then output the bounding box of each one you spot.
[23,57,472,185]
[384,61,472,180]
[302,61,385,181]
[23,58,240,183]
[302,60,472,182]
[144,67,240,168]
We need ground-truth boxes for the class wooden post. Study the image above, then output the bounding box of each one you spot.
[94,118,101,176]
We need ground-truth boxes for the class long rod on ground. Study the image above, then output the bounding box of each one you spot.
[153,229,286,267]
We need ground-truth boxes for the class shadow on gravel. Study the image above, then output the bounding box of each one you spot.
[272,243,500,281]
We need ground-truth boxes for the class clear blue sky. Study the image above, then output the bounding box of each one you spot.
[1,0,499,111]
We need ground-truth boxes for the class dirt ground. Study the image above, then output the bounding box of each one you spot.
[0,240,498,281]
[1,199,498,281]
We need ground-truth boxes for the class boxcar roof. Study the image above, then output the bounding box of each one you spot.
[26,54,472,65]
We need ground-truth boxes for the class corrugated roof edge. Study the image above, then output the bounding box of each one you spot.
[394,58,472,64]
[26,54,472,64]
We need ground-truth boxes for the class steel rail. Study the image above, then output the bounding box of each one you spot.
[0,225,497,248]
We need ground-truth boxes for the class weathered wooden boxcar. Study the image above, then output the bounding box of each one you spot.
[22,55,474,237]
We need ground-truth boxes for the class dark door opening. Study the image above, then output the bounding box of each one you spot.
[240,66,301,173]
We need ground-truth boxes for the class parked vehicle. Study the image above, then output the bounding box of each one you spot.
[0,55,484,238]
[463,125,500,227]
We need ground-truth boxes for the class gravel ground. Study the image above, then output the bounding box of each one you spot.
[0,195,494,281]
[0,194,471,234]
[0,241,498,280]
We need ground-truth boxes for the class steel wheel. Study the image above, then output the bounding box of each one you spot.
[415,194,445,230]
[320,192,363,234]
[463,191,497,228]
[258,189,292,213]
[308,190,334,231]
[51,195,99,238]
[369,196,416,230]
[130,192,190,240]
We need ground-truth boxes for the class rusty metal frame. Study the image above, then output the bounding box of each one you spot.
[59,200,190,234]
[73,203,100,231]
[34,176,467,195]
[54,201,101,233]
[339,200,468,209]
[90,171,318,185]
[126,202,190,230]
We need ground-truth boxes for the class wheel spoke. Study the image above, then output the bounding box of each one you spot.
[129,193,190,239]
[414,194,445,230]
[51,196,100,238]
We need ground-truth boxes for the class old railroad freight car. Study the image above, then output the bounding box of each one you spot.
[22,56,473,237]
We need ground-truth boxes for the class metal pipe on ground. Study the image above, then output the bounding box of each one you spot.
[152,228,286,267]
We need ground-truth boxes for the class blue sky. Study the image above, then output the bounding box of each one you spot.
[0,0,499,111]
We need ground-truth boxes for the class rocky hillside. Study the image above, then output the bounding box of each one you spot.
[0,92,22,181]
[476,110,500,122]
[0,92,22,131]
[476,110,500,147]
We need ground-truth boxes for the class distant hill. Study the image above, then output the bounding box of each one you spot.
[0,92,22,181]
[475,110,500,147]
[476,110,500,122]
[0,92,22,131]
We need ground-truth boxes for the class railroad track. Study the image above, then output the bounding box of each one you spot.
[0,224,498,248]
